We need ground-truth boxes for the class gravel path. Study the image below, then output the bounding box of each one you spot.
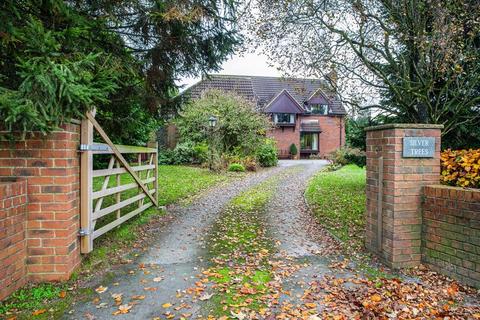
[64,165,291,320]
[266,160,329,257]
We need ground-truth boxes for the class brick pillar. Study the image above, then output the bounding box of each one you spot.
[0,123,81,282]
[365,124,442,268]
[0,178,27,300]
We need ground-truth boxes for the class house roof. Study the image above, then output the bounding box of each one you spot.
[185,74,346,115]
[264,90,305,114]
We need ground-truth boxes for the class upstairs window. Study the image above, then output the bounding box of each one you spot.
[310,104,329,115]
[273,113,295,124]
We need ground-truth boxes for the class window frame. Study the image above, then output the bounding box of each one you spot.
[300,132,319,151]
[309,104,329,115]
[273,113,295,124]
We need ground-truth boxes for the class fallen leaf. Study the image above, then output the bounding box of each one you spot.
[95,286,108,294]
[131,295,145,300]
[370,294,382,302]
[199,293,214,301]
[59,291,67,298]
[162,303,172,308]
[112,304,132,315]
[84,312,95,320]
[447,283,459,296]
[144,287,157,291]
[153,277,163,282]
[32,309,47,316]
[231,311,246,320]
[112,293,123,301]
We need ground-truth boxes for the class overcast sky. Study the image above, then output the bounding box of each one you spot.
[178,51,283,90]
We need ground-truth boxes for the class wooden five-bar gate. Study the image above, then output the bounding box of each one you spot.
[80,110,159,253]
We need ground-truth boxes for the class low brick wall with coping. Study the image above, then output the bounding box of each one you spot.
[0,123,81,300]
[422,185,480,288]
[0,177,28,300]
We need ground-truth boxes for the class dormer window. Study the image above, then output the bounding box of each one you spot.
[310,104,329,115]
[273,113,295,124]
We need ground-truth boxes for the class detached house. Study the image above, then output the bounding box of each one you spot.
[185,74,346,159]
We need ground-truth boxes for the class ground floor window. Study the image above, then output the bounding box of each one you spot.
[300,133,318,151]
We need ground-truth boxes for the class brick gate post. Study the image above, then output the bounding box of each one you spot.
[0,123,81,283]
[365,124,443,268]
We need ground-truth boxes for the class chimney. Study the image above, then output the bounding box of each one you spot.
[326,69,338,90]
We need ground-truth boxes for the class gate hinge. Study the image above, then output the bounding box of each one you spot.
[78,229,90,237]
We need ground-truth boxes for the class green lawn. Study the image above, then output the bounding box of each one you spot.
[157,165,229,205]
[305,164,366,249]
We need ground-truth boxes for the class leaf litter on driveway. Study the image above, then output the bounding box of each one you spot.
[62,161,479,319]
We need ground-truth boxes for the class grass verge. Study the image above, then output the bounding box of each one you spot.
[305,164,366,251]
[205,177,278,317]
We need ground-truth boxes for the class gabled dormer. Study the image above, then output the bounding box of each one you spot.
[264,90,305,126]
[305,88,331,115]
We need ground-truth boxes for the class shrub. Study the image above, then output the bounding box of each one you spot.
[344,150,367,167]
[193,142,209,164]
[256,139,278,167]
[228,163,245,172]
[441,149,480,188]
[175,90,273,156]
[158,148,176,165]
[328,146,366,167]
[223,154,258,171]
[159,141,211,165]
[242,156,258,171]
[173,142,196,164]
[324,163,343,172]
[289,143,298,156]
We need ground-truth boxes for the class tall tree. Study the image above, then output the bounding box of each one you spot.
[0,0,240,142]
[246,0,480,148]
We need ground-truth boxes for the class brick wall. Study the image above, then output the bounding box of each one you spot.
[365,124,443,268]
[268,115,301,159]
[422,185,480,288]
[0,178,27,300]
[268,115,345,159]
[0,123,81,287]
[316,115,344,158]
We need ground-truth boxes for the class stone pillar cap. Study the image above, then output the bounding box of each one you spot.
[364,123,444,131]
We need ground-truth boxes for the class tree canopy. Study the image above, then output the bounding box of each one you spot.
[175,89,273,156]
[246,0,480,148]
[0,0,240,142]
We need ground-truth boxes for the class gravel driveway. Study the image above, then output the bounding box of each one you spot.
[63,161,330,319]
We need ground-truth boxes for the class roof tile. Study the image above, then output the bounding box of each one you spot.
[185,74,346,115]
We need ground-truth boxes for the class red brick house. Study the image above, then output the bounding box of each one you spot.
[186,74,346,158]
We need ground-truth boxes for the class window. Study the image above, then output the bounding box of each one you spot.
[310,104,329,115]
[301,133,318,151]
[273,113,294,124]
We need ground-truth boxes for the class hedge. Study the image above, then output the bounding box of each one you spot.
[440,149,480,188]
